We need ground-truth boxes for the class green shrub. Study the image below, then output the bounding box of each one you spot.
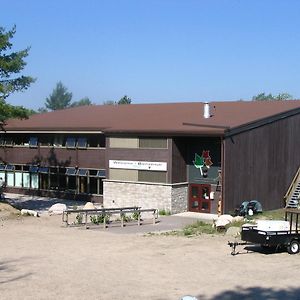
[132,211,141,221]
[159,209,171,216]
[90,213,110,225]
[75,213,83,224]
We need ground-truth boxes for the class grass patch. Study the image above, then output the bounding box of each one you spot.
[158,221,218,237]
[253,209,285,221]
[158,209,171,216]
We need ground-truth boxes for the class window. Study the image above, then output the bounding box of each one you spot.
[77,138,87,149]
[77,169,88,176]
[29,165,39,173]
[66,137,76,148]
[96,169,106,177]
[5,165,15,171]
[0,165,5,170]
[66,168,77,176]
[4,140,13,147]
[29,137,38,148]
[39,167,49,173]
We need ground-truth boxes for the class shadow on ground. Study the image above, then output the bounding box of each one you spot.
[197,287,300,300]
[0,258,33,285]
[3,194,86,213]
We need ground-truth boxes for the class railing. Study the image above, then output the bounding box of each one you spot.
[62,206,158,229]
[284,166,300,207]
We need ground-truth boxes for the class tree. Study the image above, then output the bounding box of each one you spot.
[0,99,33,122]
[0,25,35,101]
[252,92,293,101]
[0,25,35,121]
[103,100,115,105]
[70,97,92,108]
[45,81,72,110]
[118,95,131,104]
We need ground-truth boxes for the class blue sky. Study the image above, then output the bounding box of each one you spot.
[2,0,300,109]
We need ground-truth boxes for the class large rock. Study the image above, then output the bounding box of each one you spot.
[21,209,39,217]
[48,203,67,215]
[83,202,96,210]
[215,214,234,228]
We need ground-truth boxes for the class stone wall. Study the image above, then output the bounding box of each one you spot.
[171,184,188,214]
[103,180,188,213]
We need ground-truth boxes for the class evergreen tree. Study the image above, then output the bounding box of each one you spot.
[45,81,72,110]
[70,97,92,108]
[118,95,131,104]
[0,25,35,121]
[252,92,293,101]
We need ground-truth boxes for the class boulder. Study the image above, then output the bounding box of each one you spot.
[48,203,67,215]
[83,202,95,210]
[21,209,39,217]
[232,216,244,222]
[215,214,234,228]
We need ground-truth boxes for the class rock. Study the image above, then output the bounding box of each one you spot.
[48,203,67,215]
[83,202,95,210]
[21,209,39,217]
[232,216,244,222]
[215,214,233,228]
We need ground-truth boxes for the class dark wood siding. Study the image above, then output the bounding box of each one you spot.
[223,113,300,213]
[171,138,187,183]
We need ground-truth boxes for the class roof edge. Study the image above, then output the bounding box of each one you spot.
[225,106,300,138]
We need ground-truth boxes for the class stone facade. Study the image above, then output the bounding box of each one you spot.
[103,180,188,214]
[171,184,188,214]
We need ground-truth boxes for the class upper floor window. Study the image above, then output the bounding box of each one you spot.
[29,137,38,148]
[66,167,77,175]
[66,138,76,148]
[77,169,88,176]
[77,138,87,149]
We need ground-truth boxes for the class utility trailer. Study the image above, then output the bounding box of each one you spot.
[229,209,300,255]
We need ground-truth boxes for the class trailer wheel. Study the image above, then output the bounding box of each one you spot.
[287,240,300,254]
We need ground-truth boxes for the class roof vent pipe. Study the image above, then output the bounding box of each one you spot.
[203,102,210,119]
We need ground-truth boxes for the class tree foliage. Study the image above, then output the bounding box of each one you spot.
[0,25,35,101]
[252,92,293,101]
[0,99,35,122]
[118,95,131,104]
[70,97,92,108]
[0,25,35,121]
[45,81,72,110]
[103,95,132,105]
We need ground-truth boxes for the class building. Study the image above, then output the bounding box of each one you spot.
[1,100,300,214]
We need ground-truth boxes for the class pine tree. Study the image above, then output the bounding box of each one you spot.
[45,81,72,110]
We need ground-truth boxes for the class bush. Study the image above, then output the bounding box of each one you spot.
[159,209,171,216]
[132,211,141,221]
[90,213,110,225]
[75,213,83,224]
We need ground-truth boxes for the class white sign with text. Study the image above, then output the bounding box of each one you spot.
[109,160,167,171]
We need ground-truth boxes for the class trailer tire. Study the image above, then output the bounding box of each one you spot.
[287,240,300,254]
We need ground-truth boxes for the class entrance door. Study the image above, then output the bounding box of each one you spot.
[189,184,211,213]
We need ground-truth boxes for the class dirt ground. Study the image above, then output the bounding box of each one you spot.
[1,211,300,300]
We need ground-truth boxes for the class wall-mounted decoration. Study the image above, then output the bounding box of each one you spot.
[193,150,213,177]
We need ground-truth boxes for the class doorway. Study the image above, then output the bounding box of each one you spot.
[189,184,211,213]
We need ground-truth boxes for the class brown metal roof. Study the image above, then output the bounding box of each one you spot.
[4,101,300,135]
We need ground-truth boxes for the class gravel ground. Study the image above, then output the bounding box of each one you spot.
[1,212,300,300]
